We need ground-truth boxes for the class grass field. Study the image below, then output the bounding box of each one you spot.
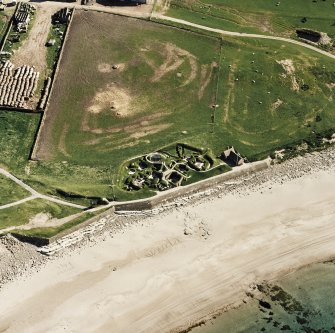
[0,9,14,41]
[0,175,29,206]
[0,198,80,230]
[10,209,104,238]
[0,111,41,171]
[46,22,67,74]
[167,0,335,40]
[0,9,334,235]
[30,10,335,200]
[34,11,220,199]
[200,36,335,159]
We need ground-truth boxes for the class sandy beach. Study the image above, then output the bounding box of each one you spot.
[1,153,335,332]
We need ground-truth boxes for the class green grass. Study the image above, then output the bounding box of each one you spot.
[10,207,111,238]
[0,111,41,171]
[11,211,93,238]
[32,11,220,200]
[0,198,81,230]
[197,36,335,160]
[185,164,232,185]
[27,11,335,201]
[0,9,14,41]
[0,10,334,233]
[46,23,67,74]
[0,175,30,205]
[167,0,335,40]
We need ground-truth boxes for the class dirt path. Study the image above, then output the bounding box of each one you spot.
[151,43,197,85]
[153,14,335,61]
[0,168,86,211]
[0,196,37,211]
[17,1,335,63]
[0,211,85,234]
[11,4,56,74]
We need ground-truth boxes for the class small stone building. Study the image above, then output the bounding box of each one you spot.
[220,146,245,167]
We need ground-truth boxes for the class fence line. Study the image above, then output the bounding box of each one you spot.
[30,8,75,160]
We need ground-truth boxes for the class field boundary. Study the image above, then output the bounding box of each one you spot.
[0,106,37,113]
[30,7,75,161]
[0,3,20,52]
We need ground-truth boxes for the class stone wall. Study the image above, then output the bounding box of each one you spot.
[30,8,75,160]
[115,159,270,211]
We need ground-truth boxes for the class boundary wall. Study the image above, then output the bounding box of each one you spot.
[0,105,36,113]
[0,3,20,52]
[30,8,75,160]
[114,159,270,211]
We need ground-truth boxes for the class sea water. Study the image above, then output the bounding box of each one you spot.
[192,262,335,333]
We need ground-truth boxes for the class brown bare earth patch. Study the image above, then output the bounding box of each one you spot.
[198,62,216,100]
[91,122,171,151]
[87,83,133,117]
[151,43,198,86]
[276,59,299,91]
[271,98,283,114]
[326,83,335,89]
[223,62,237,123]
[11,5,56,74]
[58,124,71,158]
[82,109,166,137]
[240,140,256,146]
[129,123,171,139]
[277,59,295,75]
[97,63,125,73]
[130,124,172,139]
[12,211,83,230]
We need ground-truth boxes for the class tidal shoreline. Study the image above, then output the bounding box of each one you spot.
[1,147,335,332]
[191,260,335,333]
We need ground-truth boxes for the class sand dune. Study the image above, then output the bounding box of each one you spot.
[1,168,335,333]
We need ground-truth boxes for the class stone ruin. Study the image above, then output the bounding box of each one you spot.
[296,29,332,46]
[0,60,39,108]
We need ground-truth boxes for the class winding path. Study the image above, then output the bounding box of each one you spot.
[27,1,335,61]
[0,168,86,210]
[153,14,335,61]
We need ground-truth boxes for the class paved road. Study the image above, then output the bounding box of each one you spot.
[0,168,86,210]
